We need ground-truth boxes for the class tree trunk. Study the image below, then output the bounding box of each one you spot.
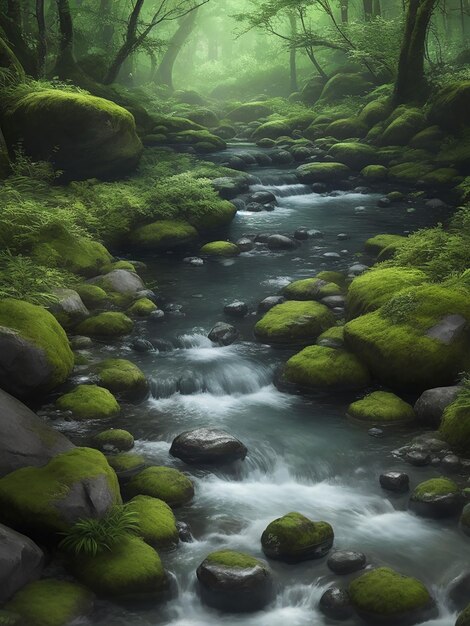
[103,0,145,85]
[340,0,349,23]
[373,0,381,17]
[0,0,37,75]
[36,0,47,76]
[289,12,298,92]
[155,8,199,90]
[363,0,373,20]
[393,0,438,105]
[98,0,114,49]
[0,31,26,80]
[54,0,78,78]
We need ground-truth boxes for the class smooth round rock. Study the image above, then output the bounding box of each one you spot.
[236,237,254,252]
[380,472,410,493]
[176,521,193,543]
[148,310,165,323]
[131,338,155,353]
[448,572,470,610]
[224,301,248,318]
[406,450,431,466]
[266,235,297,250]
[249,191,276,205]
[377,197,391,207]
[294,228,310,240]
[319,587,353,620]
[327,550,366,575]
[208,322,239,346]
[409,478,462,518]
[258,296,285,313]
[245,202,264,212]
[183,256,204,267]
[441,454,461,472]
[368,428,384,438]
[170,428,248,465]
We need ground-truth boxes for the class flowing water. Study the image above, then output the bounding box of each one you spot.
[53,144,468,625]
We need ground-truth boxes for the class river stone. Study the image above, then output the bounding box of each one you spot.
[197,550,274,612]
[321,295,346,308]
[89,269,145,296]
[70,335,93,349]
[319,587,353,620]
[131,338,155,352]
[267,234,297,250]
[213,177,249,199]
[380,472,410,493]
[208,322,239,346]
[460,505,470,537]
[0,524,45,602]
[441,454,461,472]
[249,191,276,205]
[261,512,334,562]
[294,228,310,240]
[177,521,193,543]
[270,149,293,164]
[245,202,264,212]
[409,478,462,518]
[327,550,366,575]
[348,263,369,276]
[448,572,470,610]
[148,309,165,323]
[170,428,247,465]
[224,301,248,318]
[258,296,285,313]
[0,389,74,478]
[51,288,89,327]
[414,386,461,427]
[236,237,254,252]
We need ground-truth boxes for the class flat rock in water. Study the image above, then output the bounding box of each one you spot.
[170,428,248,465]
[224,301,248,318]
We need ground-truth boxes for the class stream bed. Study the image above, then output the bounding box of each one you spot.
[50,144,467,626]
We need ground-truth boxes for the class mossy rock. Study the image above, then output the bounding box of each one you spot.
[348,391,415,425]
[429,81,470,132]
[228,102,273,123]
[364,234,407,257]
[316,325,345,348]
[410,478,462,518]
[296,162,350,184]
[129,220,198,251]
[379,107,425,146]
[0,298,74,398]
[409,126,445,150]
[261,512,334,562]
[127,466,194,508]
[2,88,143,180]
[348,567,433,624]
[252,120,292,140]
[422,168,461,186]
[127,495,179,548]
[283,345,371,390]
[457,604,470,626]
[72,535,167,598]
[56,384,120,420]
[319,73,373,102]
[200,241,240,257]
[327,142,377,169]
[283,278,342,301]
[326,118,368,140]
[0,447,121,535]
[100,260,136,274]
[75,284,109,309]
[186,108,219,128]
[439,396,470,455]
[344,285,470,389]
[76,312,133,337]
[315,271,347,289]
[358,98,393,127]
[255,301,335,346]
[0,610,22,626]
[93,428,134,452]
[126,298,157,318]
[346,267,427,319]
[4,579,94,626]
[106,453,146,474]
[388,161,434,184]
[94,358,148,401]
[361,164,388,181]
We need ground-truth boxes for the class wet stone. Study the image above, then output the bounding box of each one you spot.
[377,197,391,207]
[208,322,239,346]
[348,263,369,276]
[236,237,254,252]
[327,550,367,575]
[380,472,410,493]
[319,587,353,620]
[258,296,285,313]
[245,202,264,212]
[148,309,165,323]
[177,521,193,543]
[131,338,155,353]
[368,428,384,438]
[311,183,327,193]
[293,228,310,240]
[441,454,461,472]
[183,257,204,267]
[406,450,431,467]
[337,233,350,240]
[267,235,297,250]
[170,428,248,465]
[249,191,276,205]
[224,301,248,318]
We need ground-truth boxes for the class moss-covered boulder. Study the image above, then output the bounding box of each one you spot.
[76,312,133,337]
[127,495,178,548]
[316,325,345,348]
[75,284,108,309]
[344,285,470,389]
[255,301,335,346]
[2,89,143,180]
[93,358,148,402]
[348,391,415,425]
[56,384,120,420]
[127,466,194,508]
[457,604,470,626]
[197,550,274,612]
[252,120,291,140]
[361,164,388,181]
[0,298,74,398]
[422,167,461,186]
[348,567,433,625]
[284,345,371,390]
[100,260,137,274]
[261,512,334,562]
[0,448,121,536]
[72,535,167,598]
[364,234,407,257]
[171,129,226,150]
[379,107,425,146]
[296,162,350,184]
[328,142,377,169]
[200,241,240,256]
[358,98,393,127]
[106,452,145,475]
[346,267,427,319]
[228,102,273,122]
[127,298,158,317]
[93,428,134,452]
[283,278,342,301]
[4,579,94,626]
[439,395,470,455]
[326,118,368,140]
[429,81,470,132]
[409,126,445,150]
[388,161,434,184]
[409,478,462,518]
[319,73,373,102]
[129,220,198,251]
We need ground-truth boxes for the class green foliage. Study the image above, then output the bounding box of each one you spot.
[380,291,420,324]
[59,505,139,557]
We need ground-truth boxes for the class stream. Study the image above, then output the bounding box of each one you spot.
[52,143,467,626]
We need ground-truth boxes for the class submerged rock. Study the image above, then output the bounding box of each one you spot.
[170,428,248,465]
[327,550,366,575]
[208,322,239,346]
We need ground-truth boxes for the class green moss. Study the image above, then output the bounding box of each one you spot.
[172,129,226,150]
[255,301,335,345]
[127,298,157,317]
[429,81,470,132]
[348,391,415,424]
[422,168,461,186]
[319,73,373,102]
[317,325,345,345]
[361,165,388,181]
[200,241,240,256]
[379,107,425,146]
[296,162,350,184]
[101,260,136,274]
[457,604,470,626]
[0,447,121,534]
[0,610,21,626]
[316,271,347,288]
[283,278,341,301]
[326,118,368,140]
[56,384,120,420]
[284,345,370,390]
[127,466,194,508]
[93,429,134,451]
[252,120,292,140]
[261,512,333,560]
[348,568,431,618]
[127,495,179,547]
[76,312,133,337]
[228,102,273,122]
[365,234,407,257]
[186,108,219,127]
[4,579,94,626]
[327,142,377,169]
[0,298,74,392]
[130,220,198,251]
[412,478,459,499]
[93,358,148,401]
[439,393,470,454]
[409,126,445,150]
[73,535,167,597]
[346,267,427,319]
[107,453,146,472]
[388,161,434,183]
[205,550,263,569]
[75,284,108,309]
[358,98,392,127]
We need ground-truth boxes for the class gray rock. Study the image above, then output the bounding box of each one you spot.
[249,191,276,205]
[311,183,327,192]
[0,389,74,478]
[380,472,410,493]
[448,571,470,610]
[0,524,45,601]
[89,269,145,296]
[69,335,93,350]
[267,235,297,250]
[327,550,366,575]
[51,289,89,327]
[414,386,461,427]
[323,252,341,259]
[258,296,285,313]
[441,454,461,472]
[270,149,293,164]
[148,309,165,323]
[425,198,448,210]
[208,322,239,346]
[319,587,353,620]
[245,202,264,212]
[183,256,204,267]
[236,237,254,252]
[348,263,369,276]
[321,295,346,308]
[406,450,431,466]
[337,233,350,241]
[131,338,155,353]
[231,198,246,211]
[224,301,248,318]
[170,428,247,465]
[177,521,193,543]
[294,228,310,240]
[426,314,466,345]
[377,197,391,207]
[368,428,384,438]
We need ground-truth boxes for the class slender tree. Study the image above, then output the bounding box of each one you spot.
[36,0,47,76]
[155,7,199,89]
[288,12,298,91]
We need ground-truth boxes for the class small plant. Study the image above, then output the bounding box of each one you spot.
[59,505,139,557]
[380,291,419,324]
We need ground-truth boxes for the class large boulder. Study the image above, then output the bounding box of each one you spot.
[328,142,377,169]
[414,386,461,427]
[409,477,462,518]
[0,448,121,537]
[255,301,335,345]
[0,299,74,398]
[89,269,145,296]
[129,220,198,251]
[51,289,89,328]
[379,107,425,146]
[319,73,373,102]
[76,312,133,337]
[197,550,274,612]
[0,524,45,602]
[228,102,273,122]
[429,81,470,132]
[296,162,350,184]
[170,428,248,465]
[2,88,143,179]
[0,389,74,478]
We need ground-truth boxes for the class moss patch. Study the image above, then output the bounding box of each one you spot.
[255,301,335,345]
[93,429,134,451]
[205,550,263,569]
[200,241,240,256]
[326,118,368,140]
[57,384,120,420]
[130,220,198,251]
[365,234,407,257]
[379,107,425,146]
[127,466,194,508]
[94,358,148,401]
[127,495,179,547]
[107,453,146,472]
[76,312,133,337]
[261,512,333,561]
[348,391,415,424]
[440,394,470,455]
[283,278,342,301]
[127,298,157,317]
[361,164,388,181]
[296,162,350,184]
[75,284,108,309]
[252,120,292,140]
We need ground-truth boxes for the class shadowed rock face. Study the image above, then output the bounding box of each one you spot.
[414,386,461,427]
[170,428,248,465]
[0,524,45,602]
[0,389,74,478]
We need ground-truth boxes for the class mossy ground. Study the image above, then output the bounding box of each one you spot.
[255,301,335,345]
[56,384,120,420]
[348,391,415,424]
[127,495,179,547]
[127,466,194,508]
